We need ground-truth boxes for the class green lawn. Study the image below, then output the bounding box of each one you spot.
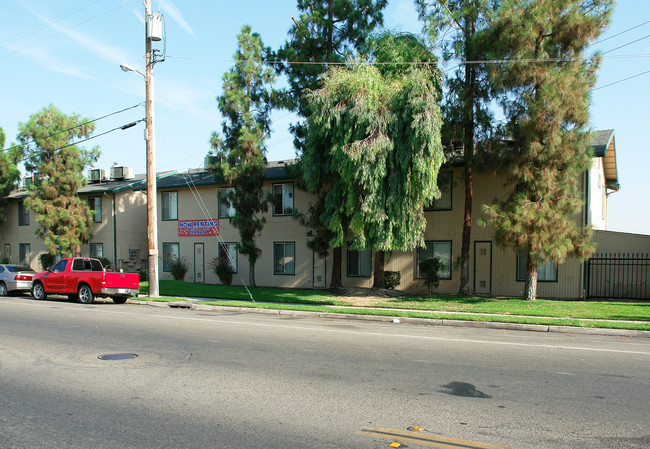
[135,280,650,331]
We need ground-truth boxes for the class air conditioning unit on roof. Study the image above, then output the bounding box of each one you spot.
[88,168,108,183]
[110,166,135,180]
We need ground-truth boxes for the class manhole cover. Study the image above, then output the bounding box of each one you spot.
[98,353,138,360]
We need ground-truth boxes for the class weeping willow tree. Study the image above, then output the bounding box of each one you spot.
[303,33,444,287]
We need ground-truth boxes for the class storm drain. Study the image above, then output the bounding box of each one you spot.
[97,353,138,360]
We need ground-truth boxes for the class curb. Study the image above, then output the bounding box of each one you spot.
[132,300,650,339]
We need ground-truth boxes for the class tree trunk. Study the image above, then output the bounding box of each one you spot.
[458,165,473,295]
[458,13,476,296]
[372,250,385,289]
[75,245,81,257]
[524,255,537,301]
[330,246,342,289]
[249,260,256,288]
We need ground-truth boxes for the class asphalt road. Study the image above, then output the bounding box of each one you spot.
[1,295,649,449]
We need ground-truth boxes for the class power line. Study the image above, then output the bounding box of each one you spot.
[602,33,650,55]
[592,70,650,91]
[592,20,650,45]
[4,102,144,153]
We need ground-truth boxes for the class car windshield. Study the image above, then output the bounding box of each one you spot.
[7,266,34,273]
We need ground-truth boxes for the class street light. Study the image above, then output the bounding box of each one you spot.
[120,0,162,297]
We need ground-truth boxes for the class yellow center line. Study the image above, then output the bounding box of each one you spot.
[359,427,516,449]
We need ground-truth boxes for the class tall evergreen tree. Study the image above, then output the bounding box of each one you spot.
[417,0,498,296]
[275,0,388,288]
[17,105,99,256]
[0,127,22,223]
[303,34,444,284]
[211,25,275,288]
[483,0,612,300]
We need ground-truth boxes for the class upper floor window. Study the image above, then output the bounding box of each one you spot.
[347,249,372,277]
[18,202,29,226]
[516,250,558,282]
[273,183,294,216]
[425,170,452,211]
[417,241,452,280]
[162,191,178,221]
[88,196,102,223]
[218,187,236,219]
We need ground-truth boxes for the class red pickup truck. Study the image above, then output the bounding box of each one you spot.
[31,257,140,304]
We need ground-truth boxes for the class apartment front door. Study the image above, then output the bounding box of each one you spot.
[474,241,492,295]
[194,243,204,283]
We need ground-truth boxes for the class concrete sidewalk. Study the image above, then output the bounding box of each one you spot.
[130,297,650,339]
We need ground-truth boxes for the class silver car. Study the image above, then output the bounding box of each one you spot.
[0,264,36,296]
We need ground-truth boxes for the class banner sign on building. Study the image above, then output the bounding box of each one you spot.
[178,219,219,237]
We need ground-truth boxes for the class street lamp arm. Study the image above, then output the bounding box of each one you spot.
[120,63,145,78]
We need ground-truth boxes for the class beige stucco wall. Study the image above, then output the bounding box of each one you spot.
[0,199,47,269]
[593,230,650,254]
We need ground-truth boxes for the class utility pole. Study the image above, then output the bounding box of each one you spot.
[145,0,159,297]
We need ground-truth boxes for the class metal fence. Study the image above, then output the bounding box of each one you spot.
[586,253,649,300]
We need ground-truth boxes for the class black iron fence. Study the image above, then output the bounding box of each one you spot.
[586,253,649,300]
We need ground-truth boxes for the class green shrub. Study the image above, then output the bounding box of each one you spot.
[97,256,112,270]
[419,257,443,293]
[39,253,57,271]
[169,256,189,281]
[384,271,401,289]
[209,257,235,285]
[0,257,8,264]
[137,268,148,282]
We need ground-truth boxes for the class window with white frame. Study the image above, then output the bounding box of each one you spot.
[18,202,29,226]
[218,242,238,273]
[162,242,180,272]
[516,250,558,282]
[273,183,294,216]
[274,242,295,275]
[89,243,103,258]
[347,248,372,277]
[161,191,178,221]
[425,170,452,211]
[88,196,102,223]
[218,187,236,219]
[417,241,452,279]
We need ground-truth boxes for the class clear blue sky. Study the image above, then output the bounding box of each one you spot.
[1,1,648,235]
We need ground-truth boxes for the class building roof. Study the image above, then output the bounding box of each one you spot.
[152,159,297,190]
[590,129,619,191]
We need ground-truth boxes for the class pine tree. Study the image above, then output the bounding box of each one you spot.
[0,128,22,223]
[17,105,99,256]
[483,0,612,300]
[211,25,275,288]
[417,0,499,295]
[303,34,444,286]
[275,0,388,288]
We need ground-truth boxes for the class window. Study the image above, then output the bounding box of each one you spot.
[274,242,295,275]
[162,242,180,272]
[4,244,11,263]
[161,191,178,221]
[516,250,558,282]
[18,202,29,226]
[347,249,372,277]
[425,171,452,211]
[218,187,236,218]
[19,243,31,267]
[417,241,452,280]
[90,243,103,258]
[218,242,238,273]
[51,259,68,273]
[88,197,102,223]
[273,183,294,216]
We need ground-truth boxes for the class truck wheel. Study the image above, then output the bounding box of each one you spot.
[32,282,47,300]
[113,296,127,304]
[78,284,94,304]
[0,282,7,296]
